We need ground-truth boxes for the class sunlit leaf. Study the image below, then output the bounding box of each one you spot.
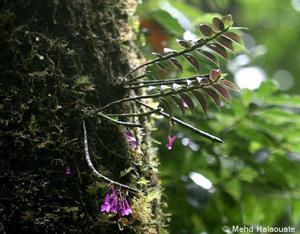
[222,14,233,28]
[151,10,184,36]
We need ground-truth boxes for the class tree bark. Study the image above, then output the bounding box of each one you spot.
[0,0,165,233]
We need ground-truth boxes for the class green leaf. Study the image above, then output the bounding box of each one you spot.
[120,167,133,177]
[222,14,233,28]
[151,10,184,36]
[256,80,277,99]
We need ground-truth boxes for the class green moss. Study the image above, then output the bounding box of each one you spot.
[0,0,166,233]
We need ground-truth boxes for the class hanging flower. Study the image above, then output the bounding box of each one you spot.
[100,188,132,217]
[100,193,111,213]
[64,165,72,176]
[123,197,132,216]
[166,135,177,150]
[124,130,138,149]
[110,189,118,213]
[119,195,132,216]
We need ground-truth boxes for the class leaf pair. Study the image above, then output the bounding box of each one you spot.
[198,15,233,38]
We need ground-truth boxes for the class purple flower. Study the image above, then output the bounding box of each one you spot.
[64,165,72,176]
[119,196,132,216]
[166,135,177,150]
[123,197,132,215]
[100,193,111,213]
[110,190,118,213]
[124,130,138,149]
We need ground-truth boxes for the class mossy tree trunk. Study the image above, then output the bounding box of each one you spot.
[0,0,165,233]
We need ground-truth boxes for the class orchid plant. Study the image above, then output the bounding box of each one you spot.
[81,15,245,218]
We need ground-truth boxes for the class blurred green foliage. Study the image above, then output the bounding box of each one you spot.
[137,0,300,233]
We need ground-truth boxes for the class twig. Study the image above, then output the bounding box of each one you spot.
[82,121,139,193]
[135,100,223,143]
[124,28,229,82]
[99,113,142,128]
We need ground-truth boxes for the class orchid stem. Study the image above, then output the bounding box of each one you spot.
[124,27,229,82]
[99,113,142,128]
[106,109,159,117]
[99,80,215,112]
[125,75,208,89]
[135,100,223,143]
[83,121,139,193]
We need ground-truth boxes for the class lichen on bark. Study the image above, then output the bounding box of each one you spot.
[0,0,166,233]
